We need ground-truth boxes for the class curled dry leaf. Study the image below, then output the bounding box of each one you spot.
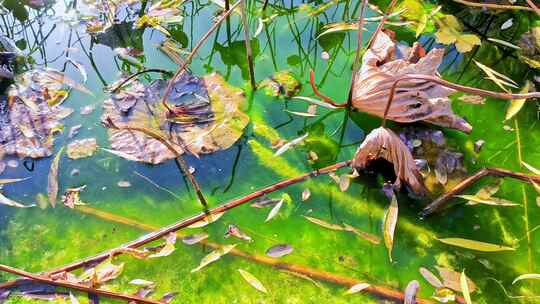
[352,30,472,133]
[182,232,209,245]
[101,72,249,164]
[382,192,399,262]
[352,127,426,195]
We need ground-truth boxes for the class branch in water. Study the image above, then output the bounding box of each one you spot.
[309,70,346,108]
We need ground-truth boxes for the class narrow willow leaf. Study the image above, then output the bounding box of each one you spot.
[345,283,370,294]
[129,279,155,286]
[437,237,515,252]
[474,60,515,92]
[101,148,140,162]
[436,266,477,292]
[47,147,64,208]
[512,273,540,284]
[284,110,317,117]
[522,161,540,175]
[339,174,350,192]
[457,195,519,207]
[342,223,381,245]
[191,244,237,272]
[419,267,443,288]
[280,270,322,288]
[404,280,420,304]
[274,133,308,156]
[238,269,268,293]
[0,192,34,208]
[265,198,283,222]
[487,38,521,50]
[0,177,30,185]
[505,82,530,120]
[66,58,88,82]
[383,195,398,262]
[187,212,225,228]
[304,215,345,231]
[292,96,338,109]
[461,270,472,304]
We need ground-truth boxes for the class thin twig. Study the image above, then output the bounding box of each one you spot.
[110,68,171,93]
[309,70,346,108]
[366,0,398,49]
[160,1,242,112]
[133,171,183,200]
[525,0,540,16]
[0,264,161,304]
[240,0,256,90]
[381,74,540,127]
[421,167,540,217]
[452,0,535,12]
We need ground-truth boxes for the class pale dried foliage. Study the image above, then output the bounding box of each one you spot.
[352,30,472,133]
[352,127,426,195]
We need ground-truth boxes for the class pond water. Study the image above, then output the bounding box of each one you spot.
[0,0,540,303]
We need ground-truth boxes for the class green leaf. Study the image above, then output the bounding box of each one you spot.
[437,237,515,252]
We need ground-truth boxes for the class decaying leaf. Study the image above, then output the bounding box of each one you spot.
[345,282,370,295]
[404,280,420,304]
[47,147,64,208]
[78,258,124,287]
[457,195,519,207]
[382,192,399,262]
[0,192,34,208]
[61,185,87,209]
[101,72,249,164]
[304,215,344,231]
[352,127,426,195]
[436,266,477,293]
[182,232,209,245]
[512,273,540,284]
[191,244,237,272]
[274,133,308,156]
[266,244,293,258]
[342,223,381,245]
[0,177,30,185]
[238,269,268,293]
[352,30,472,133]
[419,267,443,288]
[518,27,540,69]
[67,138,98,159]
[301,188,311,201]
[129,279,155,287]
[259,70,301,98]
[437,237,515,252]
[505,81,531,120]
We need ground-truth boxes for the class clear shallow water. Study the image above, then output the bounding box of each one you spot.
[0,1,539,303]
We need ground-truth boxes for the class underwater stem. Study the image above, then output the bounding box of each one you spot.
[240,0,257,90]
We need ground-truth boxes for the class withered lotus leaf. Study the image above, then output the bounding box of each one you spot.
[352,30,472,133]
[0,69,75,159]
[352,127,426,195]
[101,72,249,164]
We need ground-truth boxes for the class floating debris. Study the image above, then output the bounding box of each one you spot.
[80,104,96,115]
[383,192,398,262]
[266,244,293,258]
[474,139,485,153]
[345,283,370,295]
[188,212,225,228]
[435,266,477,293]
[67,138,98,159]
[301,188,311,201]
[437,237,515,252]
[259,70,301,98]
[117,180,132,188]
[182,233,209,245]
[238,269,268,294]
[47,147,64,208]
[6,160,18,168]
[191,244,237,272]
[61,185,87,209]
[404,280,420,304]
[224,224,252,242]
[419,267,443,288]
[265,198,284,222]
[250,197,281,208]
[274,133,309,157]
[68,124,83,138]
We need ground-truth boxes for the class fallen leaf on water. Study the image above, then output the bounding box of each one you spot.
[148,233,177,258]
[302,188,311,201]
[436,266,476,293]
[61,186,87,209]
[404,280,420,304]
[101,148,140,162]
[339,174,351,192]
[458,95,485,104]
[461,270,472,304]
[435,15,481,53]
[188,212,225,228]
[79,258,124,286]
[48,147,64,208]
[419,267,443,288]
[274,133,308,157]
[0,192,34,208]
[266,244,293,258]
[0,177,30,185]
[437,237,515,252]
[512,273,540,284]
[284,110,317,117]
[522,161,540,175]
[303,215,344,231]
[182,233,209,245]
[117,180,131,188]
[129,279,155,287]
[191,244,237,272]
[159,292,178,303]
[280,270,322,289]
[67,138,98,159]
[224,224,252,242]
[66,58,88,82]
[345,282,370,295]
[383,193,399,262]
[265,198,284,222]
[474,60,517,92]
[238,269,268,294]
[457,195,519,207]
[342,223,381,245]
[251,197,281,208]
[505,81,531,121]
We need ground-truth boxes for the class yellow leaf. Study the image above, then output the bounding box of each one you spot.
[238,269,268,293]
[455,34,481,53]
[437,237,515,252]
[505,81,531,120]
[383,194,399,262]
[461,270,472,304]
[435,15,480,53]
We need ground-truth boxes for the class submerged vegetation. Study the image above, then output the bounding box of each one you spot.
[0,0,540,303]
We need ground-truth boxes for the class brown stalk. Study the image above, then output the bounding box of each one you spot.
[105,118,209,209]
[109,68,171,93]
[525,0,540,16]
[240,0,257,90]
[160,0,242,113]
[381,74,540,126]
[421,167,540,217]
[452,0,535,12]
[0,264,161,304]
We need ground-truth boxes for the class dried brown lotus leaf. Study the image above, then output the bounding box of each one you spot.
[352,30,471,133]
[352,127,426,195]
[101,72,249,164]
